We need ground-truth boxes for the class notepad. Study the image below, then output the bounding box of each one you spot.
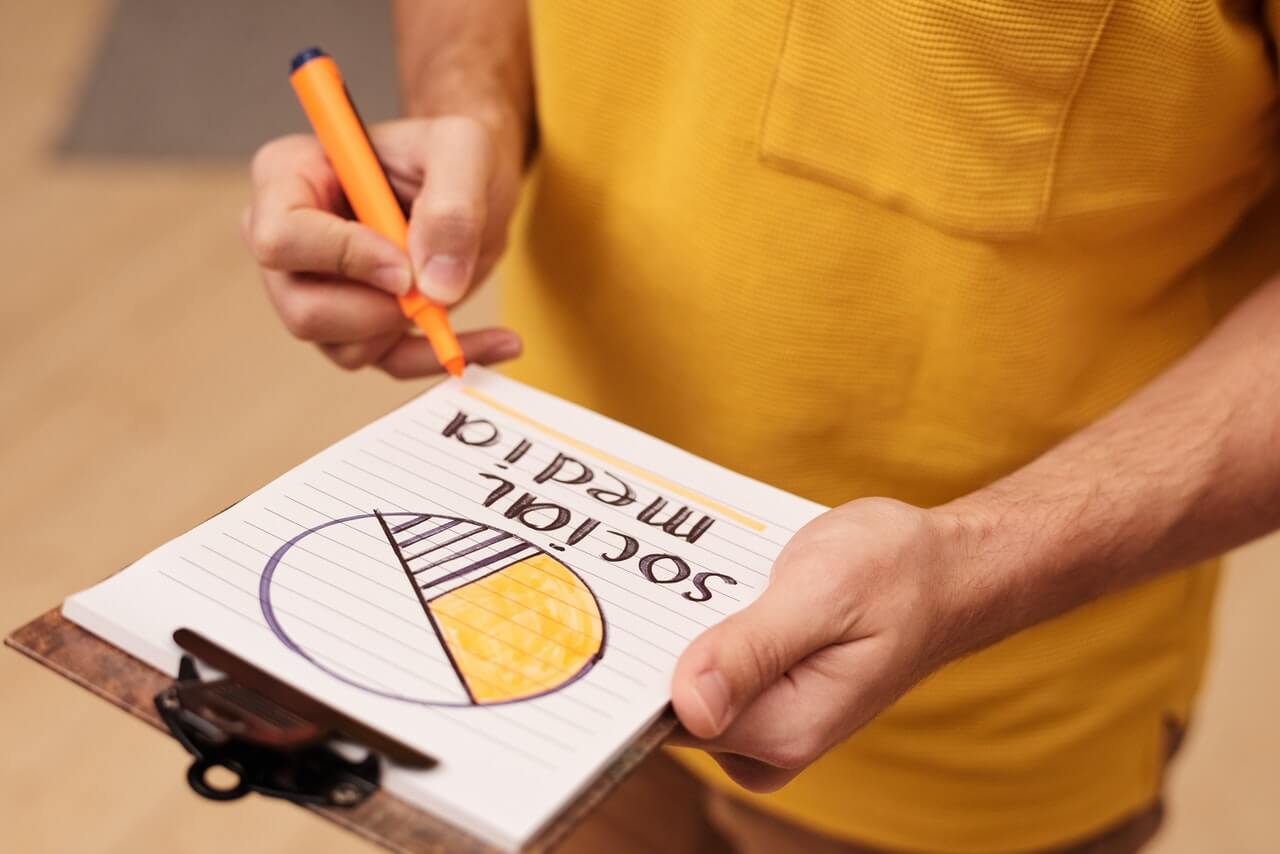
[63,367,825,851]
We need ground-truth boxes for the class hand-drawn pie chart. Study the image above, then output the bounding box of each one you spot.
[259,512,605,707]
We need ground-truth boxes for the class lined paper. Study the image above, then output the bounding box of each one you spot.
[64,368,825,851]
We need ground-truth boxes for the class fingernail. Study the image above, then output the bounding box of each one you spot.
[420,255,469,303]
[371,264,412,295]
[694,670,730,733]
[486,335,522,362]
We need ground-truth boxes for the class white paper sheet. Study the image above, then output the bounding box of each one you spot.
[64,367,825,851]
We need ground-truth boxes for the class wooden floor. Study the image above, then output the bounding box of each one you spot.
[1,1,1275,851]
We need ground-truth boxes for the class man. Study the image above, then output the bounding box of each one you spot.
[244,2,1280,851]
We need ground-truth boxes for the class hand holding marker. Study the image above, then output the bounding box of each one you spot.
[289,47,466,378]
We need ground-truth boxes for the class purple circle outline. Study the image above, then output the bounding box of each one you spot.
[259,512,606,707]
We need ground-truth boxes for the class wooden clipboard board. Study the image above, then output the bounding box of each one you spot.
[7,603,677,853]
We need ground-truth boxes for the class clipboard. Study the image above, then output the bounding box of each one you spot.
[6,600,678,853]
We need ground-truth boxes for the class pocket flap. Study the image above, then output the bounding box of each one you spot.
[760,0,1115,237]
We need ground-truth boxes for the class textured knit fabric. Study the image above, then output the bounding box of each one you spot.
[501,2,1280,851]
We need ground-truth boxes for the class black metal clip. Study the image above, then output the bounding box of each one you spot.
[154,629,436,808]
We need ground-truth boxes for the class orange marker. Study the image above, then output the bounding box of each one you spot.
[289,47,465,378]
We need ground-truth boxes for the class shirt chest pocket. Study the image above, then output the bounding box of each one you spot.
[759,0,1115,238]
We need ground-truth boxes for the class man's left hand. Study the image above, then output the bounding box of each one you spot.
[670,497,984,792]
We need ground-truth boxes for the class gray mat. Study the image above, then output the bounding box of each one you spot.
[59,0,399,158]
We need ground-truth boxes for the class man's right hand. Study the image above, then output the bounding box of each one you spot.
[244,117,524,378]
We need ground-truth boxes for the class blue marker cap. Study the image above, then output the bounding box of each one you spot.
[290,47,328,73]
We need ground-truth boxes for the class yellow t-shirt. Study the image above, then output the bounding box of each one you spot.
[500,2,1280,850]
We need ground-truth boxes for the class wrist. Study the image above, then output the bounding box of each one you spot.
[398,34,532,142]
[924,495,1041,662]
[920,504,992,666]
[407,68,531,162]
[931,477,1119,658]
[408,68,523,127]
[393,0,534,159]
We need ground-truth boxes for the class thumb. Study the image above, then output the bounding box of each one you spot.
[406,118,492,305]
[672,581,830,739]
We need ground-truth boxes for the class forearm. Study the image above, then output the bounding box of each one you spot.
[392,0,533,144]
[939,275,1280,653]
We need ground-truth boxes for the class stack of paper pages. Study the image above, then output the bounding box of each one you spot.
[65,368,823,851]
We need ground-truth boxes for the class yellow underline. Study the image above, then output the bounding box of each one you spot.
[461,386,767,532]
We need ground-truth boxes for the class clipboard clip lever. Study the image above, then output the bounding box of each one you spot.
[154,628,435,806]
[154,653,380,808]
